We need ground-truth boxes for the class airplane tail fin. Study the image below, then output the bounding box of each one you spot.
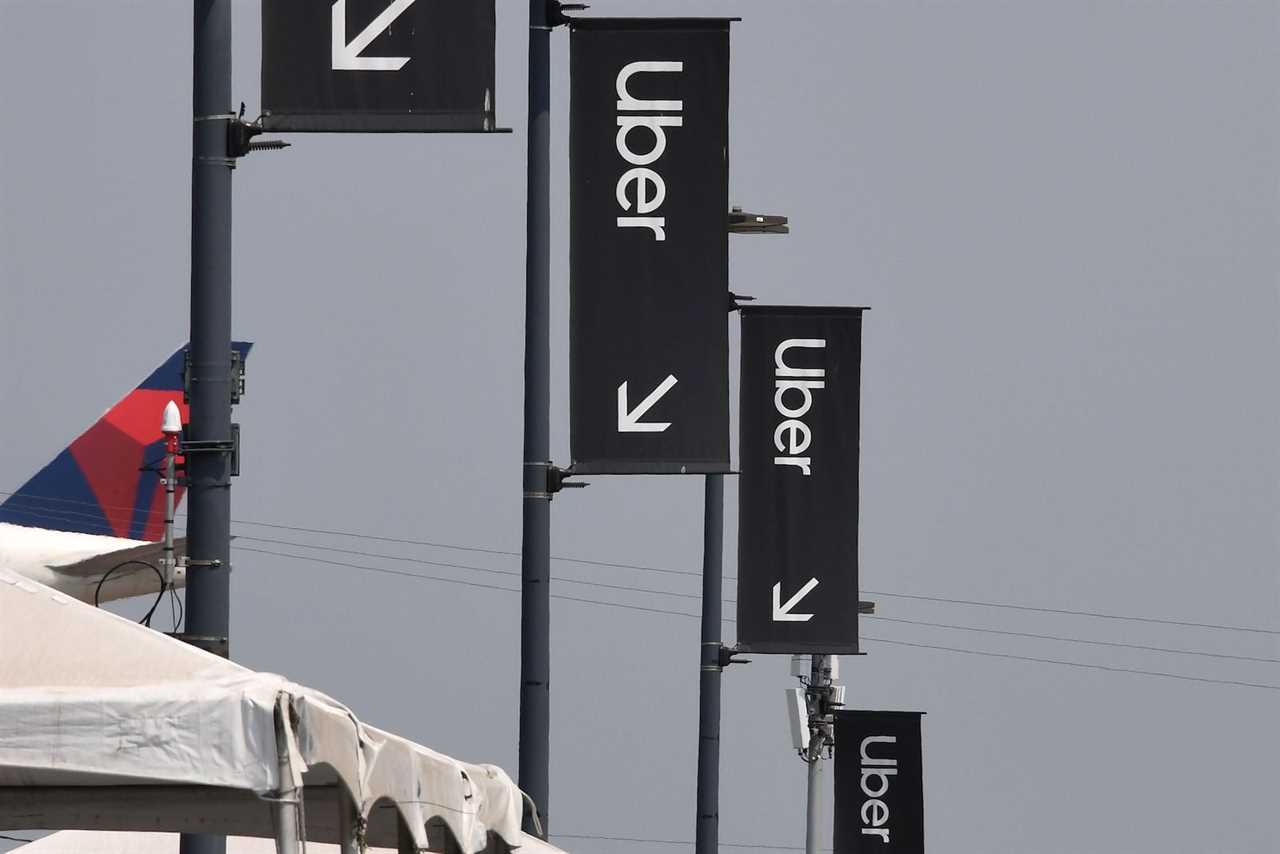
[0,343,252,540]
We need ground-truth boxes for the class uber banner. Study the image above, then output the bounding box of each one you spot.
[261,0,498,132]
[736,307,864,653]
[568,19,732,474]
[834,711,925,854]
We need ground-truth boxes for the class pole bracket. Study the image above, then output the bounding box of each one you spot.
[182,347,247,404]
[180,429,240,477]
[728,206,790,234]
[228,103,290,158]
[546,465,588,495]
[717,645,750,668]
[549,1,589,27]
[167,633,229,658]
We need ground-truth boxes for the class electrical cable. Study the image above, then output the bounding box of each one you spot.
[232,546,704,621]
[859,588,1280,636]
[169,583,184,632]
[230,537,1280,665]
[866,636,1280,691]
[6,490,1279,637]
[862,615,1280,664]
[94,559,164,621]
[235,544,1280,691]
[233,534,707,600]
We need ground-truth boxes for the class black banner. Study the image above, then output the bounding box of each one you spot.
[568,19,732,474]
[834,711,925,854]
[736,307,864,653]
[261,0,497,132]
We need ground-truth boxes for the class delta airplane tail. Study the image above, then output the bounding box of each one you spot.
[0,343,251,603]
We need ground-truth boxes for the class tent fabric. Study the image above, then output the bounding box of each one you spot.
[0,571,553,854]
[12,831,565,854]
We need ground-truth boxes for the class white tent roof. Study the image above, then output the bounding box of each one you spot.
[0,571,560,854]
[13,832,565,854]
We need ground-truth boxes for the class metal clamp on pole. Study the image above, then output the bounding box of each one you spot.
[548,0,588,27]
[546,465,588,495]
[167,633,230,658]
[227,103,290,159]
[714,644,751,670]
[182,347,248,404]
[729,206,790,234]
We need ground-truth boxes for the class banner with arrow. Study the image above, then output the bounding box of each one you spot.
[737,306,866,654]
[568,19,733,475]
[260,0,499,132]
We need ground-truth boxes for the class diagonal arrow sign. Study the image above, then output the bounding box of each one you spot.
[617,374,678,433]
[332,0,415,71]
[772,577,819,622]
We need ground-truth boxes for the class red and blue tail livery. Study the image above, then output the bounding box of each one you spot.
[0,343,252,541]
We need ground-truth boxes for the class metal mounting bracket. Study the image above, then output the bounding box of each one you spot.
[228,102,290,158]
[182,347,247,404]
[549,1,589,27]
[718,645,751,668]
[547,465,588,495]
[167,633,228,658]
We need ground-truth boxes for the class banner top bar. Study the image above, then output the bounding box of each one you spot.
[740,305,870,317]
[570,17,740,31]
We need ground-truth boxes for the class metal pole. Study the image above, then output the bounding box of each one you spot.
[396,816,416,854]
[805,750,823,854]
[695,474,725,854]
[519,0,553,837]
[805,654,830,854]
[182,3,234,854]
[162,427,178,587]
[337,787,359,854]
[272,704,306,854]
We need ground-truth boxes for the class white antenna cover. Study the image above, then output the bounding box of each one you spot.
[786,687,810,751]
[161,400,182,434]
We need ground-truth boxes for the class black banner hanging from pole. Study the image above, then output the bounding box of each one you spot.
[260,0,499,132]
[736,306,865,653]
[568,19,733,474]
[834,711,926,854]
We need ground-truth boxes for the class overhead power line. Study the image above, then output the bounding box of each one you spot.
[4,491,1277,637]
[234,535,1280,666]
[232,546,703,621]
[860,589,1280,636]
[221,518,1280,637]
[236,545,1280,691]
[233,535,708,601]
[864,615,1280,665]
[870,636,1280,691]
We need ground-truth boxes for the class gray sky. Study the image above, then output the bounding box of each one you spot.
[2,1,1278,852]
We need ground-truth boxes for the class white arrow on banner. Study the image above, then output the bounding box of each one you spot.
[617,374,678,433]
[772,578,819,622]
[332,0,415,71]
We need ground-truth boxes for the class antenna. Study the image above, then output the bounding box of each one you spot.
[160,401,182,589]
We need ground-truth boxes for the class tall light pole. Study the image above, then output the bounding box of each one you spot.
[519,0,554,835]
[181,7,235,854]
[693,209,790,854]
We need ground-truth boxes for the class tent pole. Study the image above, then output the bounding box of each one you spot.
[273,706,305,854]
[396,817,415,854]
[337,788,359,854]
